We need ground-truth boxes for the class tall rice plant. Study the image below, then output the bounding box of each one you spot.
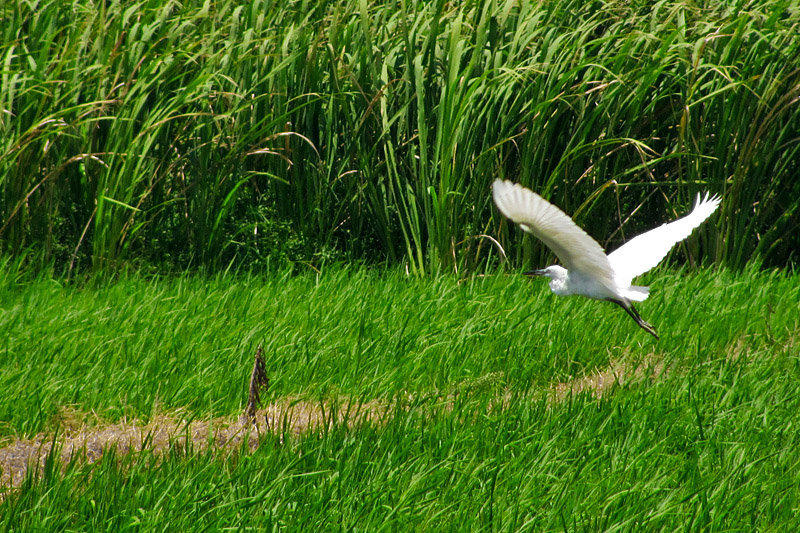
[1,0,798,273]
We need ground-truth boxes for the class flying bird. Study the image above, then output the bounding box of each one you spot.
[492,180,721,339]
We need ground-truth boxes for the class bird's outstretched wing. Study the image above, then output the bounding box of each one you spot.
[492,179,616,289]
[607,193,721,287]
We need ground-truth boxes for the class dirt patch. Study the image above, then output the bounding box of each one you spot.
[0,354,669,492]
[0,397,387,491]
[548,353,668,403]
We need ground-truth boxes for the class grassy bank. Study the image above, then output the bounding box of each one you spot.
[2,0,799,273]
[1,266,798,528]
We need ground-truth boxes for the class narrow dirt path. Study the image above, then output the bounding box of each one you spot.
[1,354,666,491]
[0,398,387,490]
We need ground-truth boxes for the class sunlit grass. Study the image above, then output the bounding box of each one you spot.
[0,266,796,437]
[1,266,799,528]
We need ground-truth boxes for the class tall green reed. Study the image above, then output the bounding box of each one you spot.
[1,0,798,274]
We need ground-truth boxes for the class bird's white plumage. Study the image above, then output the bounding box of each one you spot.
[492,180,618,295]
[492,179,721,303]
[607,193,721,287]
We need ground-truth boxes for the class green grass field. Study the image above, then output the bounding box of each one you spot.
[1,266,798,529]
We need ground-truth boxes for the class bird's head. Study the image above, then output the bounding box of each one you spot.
[524,265,567,281]
[524,265,569,293]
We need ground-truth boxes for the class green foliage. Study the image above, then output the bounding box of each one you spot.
[0,266,799,528]
[0,265,797,435]
[1,0,799,274]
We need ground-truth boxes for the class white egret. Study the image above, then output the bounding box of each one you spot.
[492,180,721,339]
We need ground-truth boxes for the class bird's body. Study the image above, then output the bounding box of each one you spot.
[492,180,721,339]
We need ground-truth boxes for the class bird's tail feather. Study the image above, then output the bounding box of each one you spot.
[625,285,649,301]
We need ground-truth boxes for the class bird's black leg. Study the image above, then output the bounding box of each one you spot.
[607,299,660,340]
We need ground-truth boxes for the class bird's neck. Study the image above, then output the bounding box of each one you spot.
[549,277,570,296]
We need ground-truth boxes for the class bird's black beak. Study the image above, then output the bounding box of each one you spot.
[523,269,547,277]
